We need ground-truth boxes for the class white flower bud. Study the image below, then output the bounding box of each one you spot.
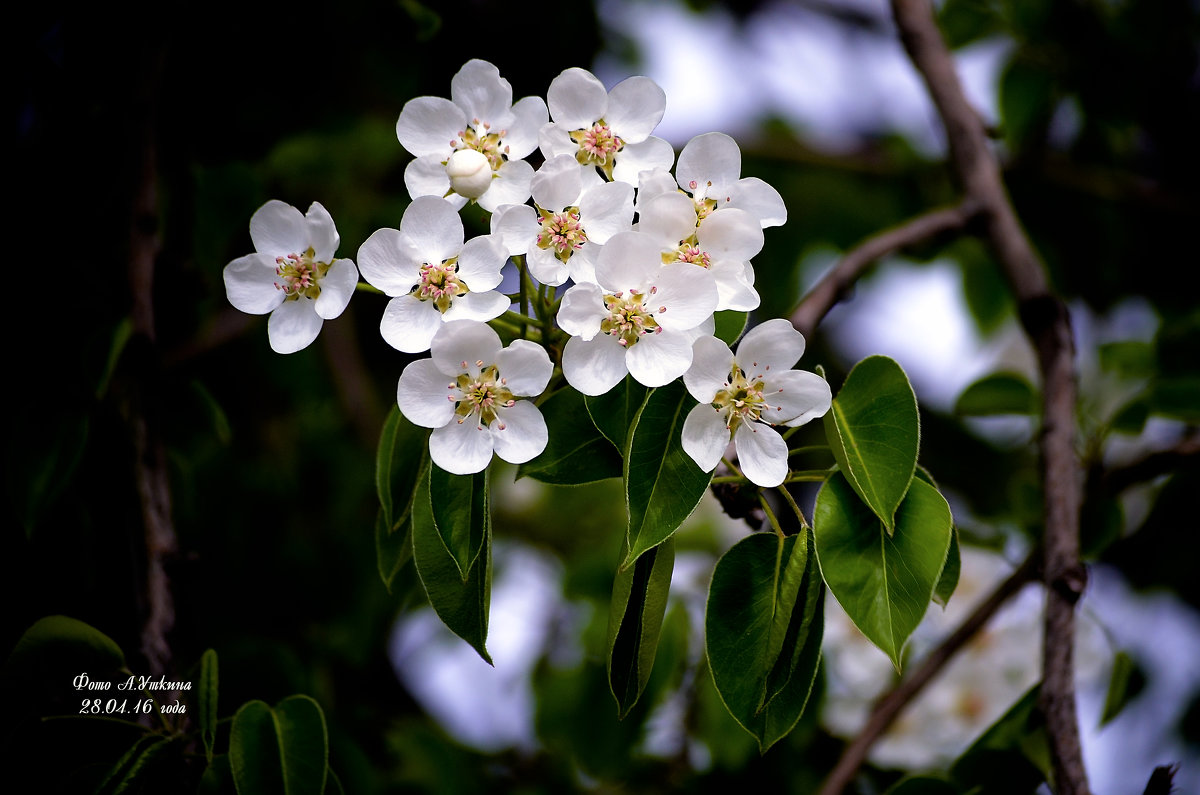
[446,149,492,199]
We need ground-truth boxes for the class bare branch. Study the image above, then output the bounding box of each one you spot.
[790,201,978,338]
[818,552,1040,795]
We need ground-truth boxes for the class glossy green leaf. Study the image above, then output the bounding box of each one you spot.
[813,473,952,669]
[94,734,172,795]
[375,509,412,592]
[955,372,1038,416]
[585,375,649,452]
[230,696,329,795]
[624,381,715,568]
[934,528,962,609]
[197,754,233,795]
[411,472,492,664]
[4,615,125,680]
[951,686,1050,794]
[199,649,219,764]
[375,406,429,531]
[713,310,748,345]
[823,355,920,534]
[1100,650,1144,727]
[706,531,825,752]
[429,465,488,581]
[606,536,675,717]
[518,387,623,485]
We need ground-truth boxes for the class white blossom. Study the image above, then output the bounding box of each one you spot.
[673,132,787,228]
[223,200,358,354]
[681,319,831,487]
[557,231,718,395]
[397,320,553,475]
[396,59,547,211]
[357,196,509,354]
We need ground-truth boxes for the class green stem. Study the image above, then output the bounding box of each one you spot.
[775,483,810,530]
[721,456,745,480]
[787,444,831,458]
[759,493,786,540]
[353,281,385,295]
[783,470,831,483]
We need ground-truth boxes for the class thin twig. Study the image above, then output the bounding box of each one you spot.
[890,1,1089,792]
[818,552,1040,795]
[790,201,978,338]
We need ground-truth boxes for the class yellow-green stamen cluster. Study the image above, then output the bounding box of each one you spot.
[536,208,588,261]
[685,180,719,221]
[570,120,624,179]
[452,119,508,172]
[600,290,662,348]
[662,239,711,269]
[451,363,516,429]
[712,364,770,433]
[275,247,332,301]
[414,259,467,313]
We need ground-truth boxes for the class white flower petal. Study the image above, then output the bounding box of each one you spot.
[396,96,464,157]
[729,177,787,228]
[313,259,358,320]
[397,358,459,428]
[556,282,606,339]
[398,196,464,266]
[677,132,741,198]
[532,154,583,211]
[380,294,443,353]
[684,335,734,403]
[441,290,509,324]
[565,243,599,285]
[477,159,534,212]
[605,76,666,144]
[303,202,340,263]
[681,403,732,473]
[537,122,578,161]
[267,299,323,354]
[697,207,763,262]
[492,203,539,257]
[612,136,675,186]
[638,191,699,248]
[357,227,421,297]
[547,67,607,130]
[736,318,806,375]
[625,330,694,387]
[594,231,660,293]
[430,417,494,475]
[249,200,308,257]
[494,340,553,396]
[734,422,789,487]
[450,59,512,126]
[648,264,719,332]
[579,180,635,244]
[711,260,761,312]
[503,96,550,160]
[224,253,286,315]
[775,370,833,427]
[635,167,677,207]
[490,400,548,465]
[455,234,506,292]
[527,245,570,286]
[403,156,460,207]
[562,334,628,395]
[430,319,502,376]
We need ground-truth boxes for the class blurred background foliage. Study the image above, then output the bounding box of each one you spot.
[7,0,1200,792]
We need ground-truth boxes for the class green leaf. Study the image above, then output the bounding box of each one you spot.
[518,387,623,485]
[955,372,1038,416]
[884,776,960,795]
[713,310,748,345]
[199,649,219,765]
[1098,340,1156,379]
[411,471,492,664]
[1149,376,1200,422]
[951,686,1050,794]
[823,355,920,534]
[1100,650,1144,727]
[606,536,675,718]
[624,381,715,567]
[999,55,1055,153]
[375,406,429,531]
[4,615,125,680]
[429,465,488,581]
[375,509,412,592]
[586,375,649,452]
[230,696,329,795]
[198,754,233,795]
[94,734,172,795]
[705,531,825,752]
[934,528,962,609]
[813,474,952,669]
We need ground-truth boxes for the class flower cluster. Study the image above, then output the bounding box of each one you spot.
[223,60,827,480]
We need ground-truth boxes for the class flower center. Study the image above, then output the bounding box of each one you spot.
[414,258,468,313]
[600,289,663,348]
[536,207,588,261]
[275,247,331,301]
[451,119,508,172]
[450,364,517,429]
[663,240,711,269]
[685,180,719,222]
[570,120,624,179]
[712,365,769,432]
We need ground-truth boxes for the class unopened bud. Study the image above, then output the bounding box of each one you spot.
[446,149,492,199]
